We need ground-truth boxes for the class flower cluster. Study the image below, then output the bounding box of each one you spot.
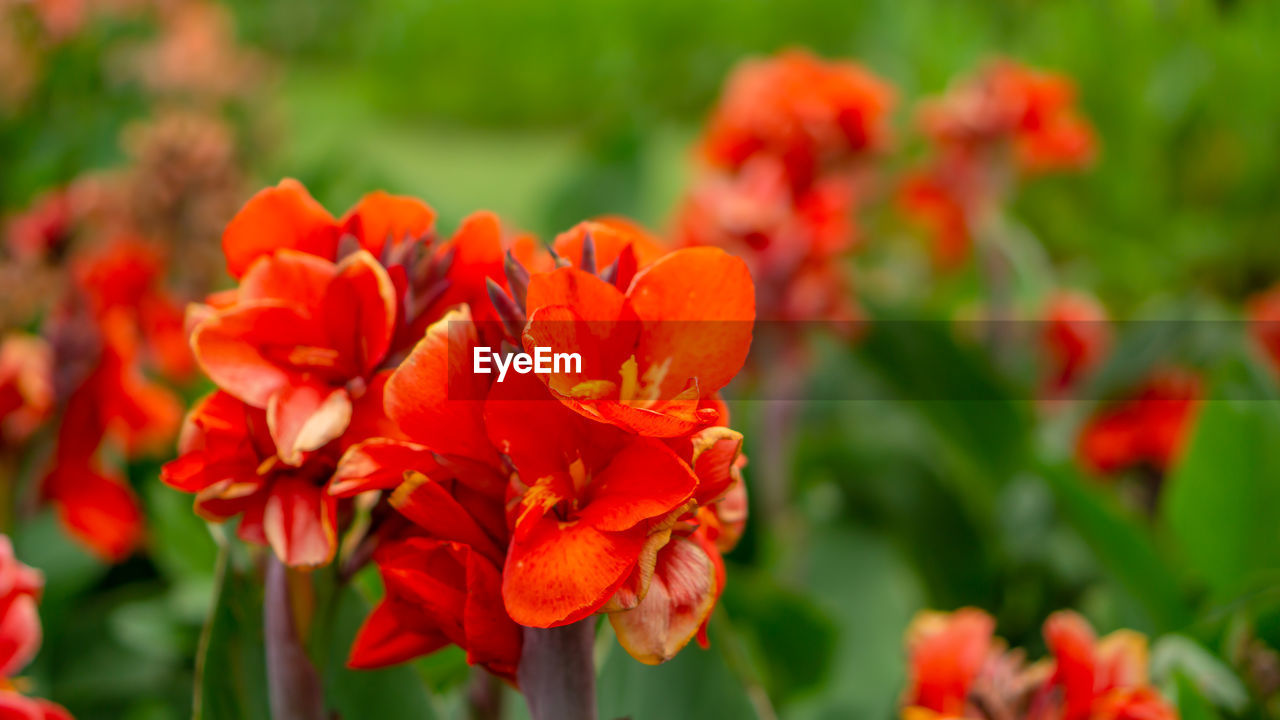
[161,182,755,676]
[900,59,1098,268]
[902,607,1175,720]
[1076,368,1202,478]
[0,535,73,720]
[677,49,893,326]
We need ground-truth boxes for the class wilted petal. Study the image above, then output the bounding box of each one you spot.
[609,535,717,665]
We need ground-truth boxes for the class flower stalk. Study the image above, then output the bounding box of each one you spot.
[264,555,328,720]
[518,621,598,720]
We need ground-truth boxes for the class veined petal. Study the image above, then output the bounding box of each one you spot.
[502,515,645,628]
[608,535,717,665]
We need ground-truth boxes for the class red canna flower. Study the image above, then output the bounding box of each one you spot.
[1040,291,1111,398]
[0,335,53,447]
[219,179,436,279]
[920,59,1097,174]
[522,245,754,437]
[0,535,74,720]
[1076,368,1202,476]
[700,49,894,188]
[897,168,973,270]
[191,248,398,465]
[1247,284,1280,375]
[901,608,1174,720]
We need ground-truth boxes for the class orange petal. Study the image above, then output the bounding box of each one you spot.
[347,598,448,669]
[578,438,696,533]
[384,307,497,466]
[608,535,717,664]
[322,250,397,377]
[190,302,324,407]
[262,475,338,568]
[627,247,755,397]
[45,465,144,562]
[341,191,437,258]
[330,438,436,497]
[551,218,667,271]
[239,249,337,311]
[222,179,338,278]
[0,594,40,677]
[267,380,352,466]
[389,473,504,564]
[501,516,645,628]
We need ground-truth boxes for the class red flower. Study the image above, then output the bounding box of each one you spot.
[1247,284,1280,375]
[901,608,1173,720]
[0,335,53,447]
[903,608,997,716]
[920,59,1097,174]
[220,179,436,279]
[191,248,398,465]
[897,169,972,270]
[4,189,75,263]
[700,49,894,187]
[1077,369,1202,476]
[522,245,754,437]
[0,535,73,720]
[1041,291,1111,397]
[43,308,180,561]
[161,390,348,567]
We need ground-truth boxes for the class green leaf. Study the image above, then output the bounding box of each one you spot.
[321,584,438,720]
[596,625,760,720]
[1041,463,1192,632]
[193,547,271,720]
[1162,382,1280,601]
[1152,635,1248,713]
[855,315,1032,505]
[1173,670,1222,720]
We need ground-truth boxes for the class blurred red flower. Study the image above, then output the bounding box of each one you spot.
[902,608,1174,720]
[1076,368,1202,476]
[1041,291,1111,398]
[1247,284,1280,374]
[0,535,73,720]
[700,49,894,188]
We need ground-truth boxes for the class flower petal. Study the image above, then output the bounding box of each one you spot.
[330,438,437,497]
[190,302,324,407]
[341,191,437,257]
[346,597,448,670]
[267,380,352,466]
[579,438,697,533]
[222,179,338,278]
[608,535,717,664]
[262,475,338,568]
[502,515,645,628]
[44,465,143,562]
[323,250,397,377]
[239,249,337,311]
[626,247,755,397]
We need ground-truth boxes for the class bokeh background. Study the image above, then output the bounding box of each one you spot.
[2,1,1279,718]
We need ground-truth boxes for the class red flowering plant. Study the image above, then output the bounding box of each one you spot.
[0,535,73,720]
[899,58,1098,270]
[902,607,1177,720]
[158,180,753,720]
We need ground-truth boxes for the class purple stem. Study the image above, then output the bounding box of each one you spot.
[264,556,328,720]
[518,621,598,720]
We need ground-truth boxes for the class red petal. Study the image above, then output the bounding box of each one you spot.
[341,191,437,257]
[322,250,397,377]
[262,475,338,568]
[0,595,40,677]
[346,598,448,669]
[384,307,497,466]
[190,302,324,407]
[239,249,337,311]
[579,438,696,533]
[45,465,143,562]
[389,473,504,564]
[222,179,339,278]
[551,218,667,271]
[330,438,437,497]
[502,516,645,628]
[626,247,755,397]
[267,380,352,466]
[608,535,717,664]
[462,551,521,679]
